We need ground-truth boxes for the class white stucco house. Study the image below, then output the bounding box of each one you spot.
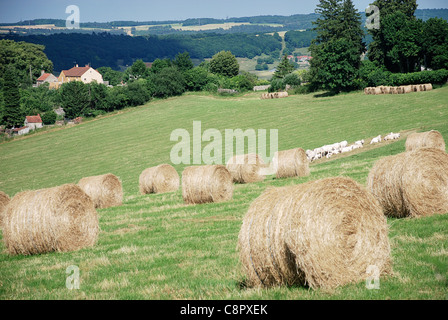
[13,126,30,136]
[25,114,43,130]
[58,64,104,85]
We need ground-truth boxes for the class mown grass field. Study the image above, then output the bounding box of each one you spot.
[0,87,447,300]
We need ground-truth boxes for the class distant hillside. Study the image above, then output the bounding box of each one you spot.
[2,32,282,71]
[1,9,446,36]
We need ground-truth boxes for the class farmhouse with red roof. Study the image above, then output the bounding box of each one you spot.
[24,114,43,130]
[36,71,58,87]
[58,64,104,86]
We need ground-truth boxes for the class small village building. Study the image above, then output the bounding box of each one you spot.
[12,126,30,136]
[36,71,58,87]
[58,64,104,85]
[25,114,43,130]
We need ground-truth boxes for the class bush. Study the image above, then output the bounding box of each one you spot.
[268,78,286,92]
[148,66,186,98]
[107,86,129,111]
[41,110,57,125]
[255,64,269,71]
[293,84,313,95]
[283,73,301,88]
[210,51,239,77]
[126,79,151,106]
[184,67,210,91]
[228,72,257,91]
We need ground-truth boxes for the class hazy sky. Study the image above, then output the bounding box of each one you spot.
[0,0,446,23]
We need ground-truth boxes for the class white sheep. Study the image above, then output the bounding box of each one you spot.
[341,146,352,153]
[370,135,382,144]
[384,132,401,141]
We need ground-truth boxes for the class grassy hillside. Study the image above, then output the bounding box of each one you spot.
[0,87,447,300]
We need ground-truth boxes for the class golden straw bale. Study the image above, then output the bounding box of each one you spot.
[78,173,123,209]
[405,130,445,152]
[226,154,267,184]
[367,148,448,218]
[2,184,99,255]
[239,177,391,289]
[139,164,180,195]
[0,191,10,227]
[273,148,310,179]
[182,165,233,204]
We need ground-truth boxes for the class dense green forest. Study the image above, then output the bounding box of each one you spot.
[2,32,282,71]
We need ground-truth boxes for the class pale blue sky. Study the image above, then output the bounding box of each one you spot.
[0,0,446,23]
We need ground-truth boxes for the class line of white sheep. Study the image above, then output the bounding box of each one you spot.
[306,132,401,162]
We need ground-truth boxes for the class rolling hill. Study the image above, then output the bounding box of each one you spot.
[0,88,447,300]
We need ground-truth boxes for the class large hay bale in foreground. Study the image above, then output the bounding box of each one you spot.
[139,164,180,195]
[0,191,10,227]
[2,184,99,255]
[238,177,391,289]
[78,173,123,209]
[367,148,448,218]
[405,130,445,152]
[273,148,310,179]
[182,165,233,204]
[226,154,267,184]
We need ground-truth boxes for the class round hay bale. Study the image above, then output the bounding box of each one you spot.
[139,164,180,195]
[367,148,448,218]
[273,148,310,179]
[380,86,389,94]
[182,165,233,204]
[366,153,408,217]
[403,85,412,94]
[226,154,267,184]
[2,184,99,255]
[0,191,11,227]
[78,173,123,209]
[405,130,445,152]
[238,177,391,289]
[424,83,433,91]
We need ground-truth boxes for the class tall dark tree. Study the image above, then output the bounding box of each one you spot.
[2,67,24,128]
[313,0,344,44]
[310,0,365,92]
[381,12,423,73]
[273,55,295,79]
[423,18,448,70]
[367,0,418,70]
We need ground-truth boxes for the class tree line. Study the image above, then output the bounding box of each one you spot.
[308,0,448,93]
